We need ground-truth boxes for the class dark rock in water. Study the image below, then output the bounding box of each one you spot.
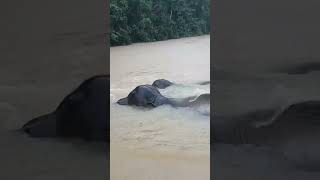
[22,75,109,141]
[152,79,173,89]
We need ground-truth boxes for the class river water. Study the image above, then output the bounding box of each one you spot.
[110,35,210,180]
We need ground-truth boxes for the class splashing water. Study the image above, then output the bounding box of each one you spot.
[110,36,210,180]
[111,83,210,153]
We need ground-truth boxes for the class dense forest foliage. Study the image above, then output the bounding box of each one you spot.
[110,0,210,46]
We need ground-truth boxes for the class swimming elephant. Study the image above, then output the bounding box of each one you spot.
[22,75,109,141]
[152,79,173,89]
[117,84,210,108]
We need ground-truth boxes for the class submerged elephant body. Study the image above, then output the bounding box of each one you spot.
[22,75,109,141]
[117,82,210,108]
[152,79,173,89]
[22,74,320,170]
[22,77,208,141]
[117,85,170,107]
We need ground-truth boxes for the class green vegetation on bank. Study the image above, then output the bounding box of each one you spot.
[110,0,210,46]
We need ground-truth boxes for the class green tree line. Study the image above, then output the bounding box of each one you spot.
[110,0,210,46]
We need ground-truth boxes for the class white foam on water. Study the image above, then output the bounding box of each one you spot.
[159,84,210,98]
[110,83,210,154]
[110,36,210,180]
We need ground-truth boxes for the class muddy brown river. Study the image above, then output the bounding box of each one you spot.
[110,35,210,180]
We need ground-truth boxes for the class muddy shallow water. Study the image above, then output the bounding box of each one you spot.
[110,35,210,180]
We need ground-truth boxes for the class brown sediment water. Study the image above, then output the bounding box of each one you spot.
[110,35,210,180]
